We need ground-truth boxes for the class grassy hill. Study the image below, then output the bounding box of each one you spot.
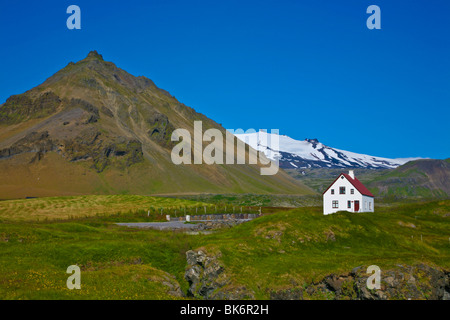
[366,159,450,199]
[285,159,450,201]
[284,167,388,194]
[0,196,448,299]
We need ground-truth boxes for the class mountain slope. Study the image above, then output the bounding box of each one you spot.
[0,51,313,199]
[235,131,421,169]
[366,158,450,198]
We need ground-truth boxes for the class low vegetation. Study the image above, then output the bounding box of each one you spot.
[170,193,321,207]
[0,196,448,299]
[0,195,213,222]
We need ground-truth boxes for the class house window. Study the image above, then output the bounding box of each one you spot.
[351,189,354,194]
[331,189,334,195]
[340,187,346,194]
[348,201,351,209]
[369,202,372,210]
[332,200,339,208]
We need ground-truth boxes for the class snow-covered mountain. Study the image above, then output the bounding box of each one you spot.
[234,131,421,169]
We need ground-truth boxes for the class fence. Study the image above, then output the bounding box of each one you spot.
[168,213,261,222]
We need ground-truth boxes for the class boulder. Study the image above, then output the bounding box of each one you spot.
[185,249,254,300]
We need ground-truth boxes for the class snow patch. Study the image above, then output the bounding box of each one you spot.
[234,131,422,169]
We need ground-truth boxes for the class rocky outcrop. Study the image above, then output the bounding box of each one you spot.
[145,110,175,148]
[96,137,144,172]
[0,131,56,159]
[159,273,185,298]
[185,249,254,300]
[67,98,100,124]
[0,129,144,173]
[61,131,144,172]
[0,91,61,124]
[270,264,450,300]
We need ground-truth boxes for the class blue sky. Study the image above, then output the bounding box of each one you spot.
[0,0,449,159]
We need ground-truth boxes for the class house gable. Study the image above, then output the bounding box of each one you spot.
[323,173,374,198]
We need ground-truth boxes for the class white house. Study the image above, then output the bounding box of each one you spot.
[322,170,374,215]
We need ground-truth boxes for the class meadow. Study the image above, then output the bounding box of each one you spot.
[0,195,449,299]
[0,195,213,222]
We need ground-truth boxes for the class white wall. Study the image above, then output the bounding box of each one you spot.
[362,195,374,212]
[323,174,374,215]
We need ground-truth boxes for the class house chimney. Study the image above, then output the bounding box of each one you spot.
[348,170,355,179]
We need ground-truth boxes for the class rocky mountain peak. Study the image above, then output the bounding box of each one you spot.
[305,138,320,144]
[86,50,104,60]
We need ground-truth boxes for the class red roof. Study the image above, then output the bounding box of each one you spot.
[322,173,374,197]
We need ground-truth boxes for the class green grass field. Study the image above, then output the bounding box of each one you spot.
[169,193,322,207]
[0,195,214,222]
[0,196,449,299]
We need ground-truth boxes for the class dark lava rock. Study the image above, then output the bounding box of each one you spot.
[145,110,175,148]
[0,126,144,173]
[185,249,254,300]
[0,131,55,160]
[0,92,61,124]
[303,263,450,300]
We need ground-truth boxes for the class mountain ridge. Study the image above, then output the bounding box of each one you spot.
[367,158,450,198]
[235,131,423,170]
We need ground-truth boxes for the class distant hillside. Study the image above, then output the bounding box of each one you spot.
[284,159,450,200]
[284,167,388,194]
[0,51,313,199]
[367,159,450,199]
